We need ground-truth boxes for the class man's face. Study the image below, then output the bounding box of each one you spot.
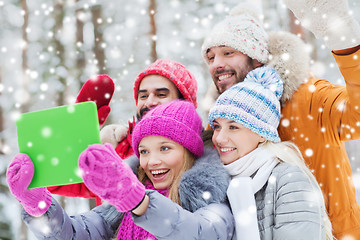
[136,75,180,119]
[206,46,255,94]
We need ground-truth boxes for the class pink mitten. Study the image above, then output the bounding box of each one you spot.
[79,143,145,212]
[6,153,52,217]
[76,74,115,126]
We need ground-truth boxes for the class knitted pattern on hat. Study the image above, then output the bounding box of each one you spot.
[208,66,283,142]
[201,2,268,63]
[132,100,204,158]
[117,181,168,240]
[134,59,198,107]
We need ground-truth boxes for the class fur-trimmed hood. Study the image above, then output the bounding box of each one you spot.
[267,31,310,105]
[179,147,230,212]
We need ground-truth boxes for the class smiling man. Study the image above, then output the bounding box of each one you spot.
[202,1,360,239]
[205,46,259,93]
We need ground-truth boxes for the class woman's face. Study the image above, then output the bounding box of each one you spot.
[212,118,265,165]
[138,135,185,190]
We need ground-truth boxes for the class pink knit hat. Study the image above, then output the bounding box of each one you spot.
[133,59,198,108]
[132,100,204,158]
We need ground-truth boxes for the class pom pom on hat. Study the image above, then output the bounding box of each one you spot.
[134,59,198,108]
[244,66,283,100]
[208,66,283,142]
[229,2,262,21]
[201,2,268,63]
[132,100,204,158]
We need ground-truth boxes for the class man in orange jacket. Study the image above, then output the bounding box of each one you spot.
[201,0,360,238]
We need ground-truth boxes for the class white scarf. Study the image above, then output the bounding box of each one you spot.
[224,146,279,240]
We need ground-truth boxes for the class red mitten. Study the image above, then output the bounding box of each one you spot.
[76,74,115,126]
[115,117,136,159]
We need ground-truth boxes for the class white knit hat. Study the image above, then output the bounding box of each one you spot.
[202,2,268,63]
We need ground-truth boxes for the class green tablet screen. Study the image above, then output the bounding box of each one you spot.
[16,101,100,189]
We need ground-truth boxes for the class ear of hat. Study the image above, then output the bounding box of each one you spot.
[208,66,283,142]
[201,2,268,64]
[133,59,198,108]
[132,100,204,158]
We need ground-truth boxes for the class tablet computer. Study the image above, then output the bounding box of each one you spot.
[16,101,100,188]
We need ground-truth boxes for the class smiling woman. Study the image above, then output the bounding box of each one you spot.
[8,100,234,240]
[137,135,189,192]
[208,66,333,240]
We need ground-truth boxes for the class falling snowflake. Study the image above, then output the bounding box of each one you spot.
[308,84,316,92]
[38,201,47,209]
[51,157,59,166]
[76,168,84,178]
[202,191,211,200]
[41,126,52,138]
[305,148,313,157]
[281,118,290,127]
[37,154,45,162]
[67,105,76,113]
[340,235,356,240]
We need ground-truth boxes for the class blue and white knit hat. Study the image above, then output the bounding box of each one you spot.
[208,66,283,142]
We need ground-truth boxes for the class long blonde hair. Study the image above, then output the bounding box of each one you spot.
[137,147,195,205]
[262,141,333,240]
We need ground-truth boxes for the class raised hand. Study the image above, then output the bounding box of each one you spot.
[78,143,145,212]
[283,0,360,50]
[100,124,128,148]
[76,74,115,126]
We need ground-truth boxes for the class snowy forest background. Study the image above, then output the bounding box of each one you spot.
[0,0,360,239]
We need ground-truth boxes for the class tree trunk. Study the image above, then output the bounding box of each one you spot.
[0,68,12,240]
[75,0,86,87]
[91,5,106,74]
[54,0,66,106]
[20,0,30,114]
[19,0,29,238]
[149,0,158,62]
[0,68,4,155]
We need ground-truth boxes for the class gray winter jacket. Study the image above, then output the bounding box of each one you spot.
[256,162,327,240]
[22,148,234,240]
